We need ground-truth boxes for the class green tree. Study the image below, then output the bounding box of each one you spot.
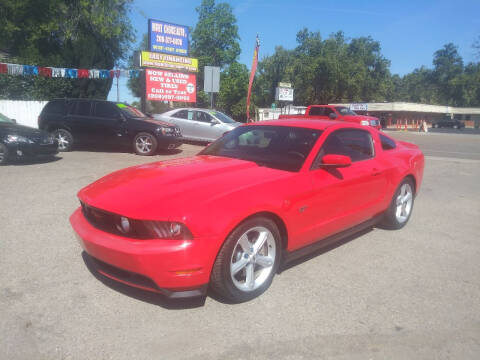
[0,0,134,100]
[432,43,464,105]
[217,62,249,121]
[256,29,392,107]
[191,0,241,107]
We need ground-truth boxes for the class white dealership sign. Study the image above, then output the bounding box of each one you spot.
[350,103,368,111]
[275,87,294,101]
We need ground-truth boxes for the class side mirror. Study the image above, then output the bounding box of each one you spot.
[321,154,351,168]
[211,118,220,125]
[328,113,338,120]
[11,119,17,124]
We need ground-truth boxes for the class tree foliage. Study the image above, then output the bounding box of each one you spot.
[254,30,392,107]
[0,0,134,100]
[191,0,241,107]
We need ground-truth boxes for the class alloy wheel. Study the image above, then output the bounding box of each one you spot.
[0,146,5,163]
[135,135,153,154]
[55,132,70,150]
[395,183,413,223]
[230,226,276,292]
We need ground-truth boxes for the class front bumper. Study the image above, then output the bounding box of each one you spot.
[6,141,58,158]
[156,135,183,150]
[70,208,215,298]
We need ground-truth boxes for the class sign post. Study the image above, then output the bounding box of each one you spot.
[204,66,220,109]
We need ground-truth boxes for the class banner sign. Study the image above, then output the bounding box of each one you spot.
[275,87,294,101]
[350,103,368,111]
[148,19,189,55]
[141,51,198,72]
[146,69,196,102]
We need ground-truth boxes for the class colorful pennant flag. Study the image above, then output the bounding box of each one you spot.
[0,62,142,80]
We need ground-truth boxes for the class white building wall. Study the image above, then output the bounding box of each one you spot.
[0,100,48,128]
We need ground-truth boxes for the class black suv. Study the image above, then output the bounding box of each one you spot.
[432,118,465,129]
[38,99,182,155]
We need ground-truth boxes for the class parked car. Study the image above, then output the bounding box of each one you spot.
[154,108,242,142]
[38,99,182,155]
[279,105,381,129]
[0,112,58,164]
[70,119,424,302]
[431,118,464,129]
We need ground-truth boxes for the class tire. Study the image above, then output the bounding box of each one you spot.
[0,143,9,165]
[133,132,158,156]
[53,129,73,152]
[210,217,281,303]
[381,177,415,230]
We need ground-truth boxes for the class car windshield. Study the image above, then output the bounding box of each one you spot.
[200,125,322,172]
[0,113,14,123]
[335,107,357,116]
[117,104,147,118]
[209,110,236,123]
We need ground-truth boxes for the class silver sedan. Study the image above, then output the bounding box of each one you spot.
[154,108,242,142]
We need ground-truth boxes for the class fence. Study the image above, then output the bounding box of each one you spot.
[0,100,48,128]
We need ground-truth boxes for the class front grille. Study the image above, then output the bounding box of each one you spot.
[81,203,151,239]
[173,127,182,137]
[81,202,122,235]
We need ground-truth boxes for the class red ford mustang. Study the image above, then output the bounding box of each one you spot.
[71,119,424,302]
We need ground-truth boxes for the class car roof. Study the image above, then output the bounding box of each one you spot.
[249,119,366,131]
[49,98,125,105]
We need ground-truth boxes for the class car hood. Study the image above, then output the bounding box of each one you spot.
[78,155,290,220]
[132,117,176,128]
[0,122,46,137]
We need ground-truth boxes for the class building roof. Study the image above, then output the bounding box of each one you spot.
[331,102,480,115]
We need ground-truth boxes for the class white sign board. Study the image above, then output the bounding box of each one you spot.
[204,66,220,93]
[350,103,368,111]
[275,87,294,102]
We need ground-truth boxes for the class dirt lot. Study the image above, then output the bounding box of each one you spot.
[1,133,479,360]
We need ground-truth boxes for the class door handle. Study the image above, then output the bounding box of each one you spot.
[371,168,382,176]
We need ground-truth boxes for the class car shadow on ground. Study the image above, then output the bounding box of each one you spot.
[81,252,206,310]
[81,227,375,308]
[73,144,184,156]
[5,155,62,166]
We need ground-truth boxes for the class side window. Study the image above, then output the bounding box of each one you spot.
[71,101,92,116]
[323,107,334,117]
[309,107,324,116]
[316,129,374,164]
[173,110,187,119]
[94,102,119,119]
[43,101,65,115]
[195,111,212,123]
[379,134,396,150]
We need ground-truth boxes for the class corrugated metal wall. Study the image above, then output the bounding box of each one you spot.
[0,100,47,128]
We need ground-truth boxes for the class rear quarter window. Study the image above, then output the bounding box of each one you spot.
[43,101,65,115]
[379,134,396,150]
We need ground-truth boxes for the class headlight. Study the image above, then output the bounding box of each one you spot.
[360,120,369,126]
[6,134,34,143]
[156,126,175,136]
[142,221,193,240]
